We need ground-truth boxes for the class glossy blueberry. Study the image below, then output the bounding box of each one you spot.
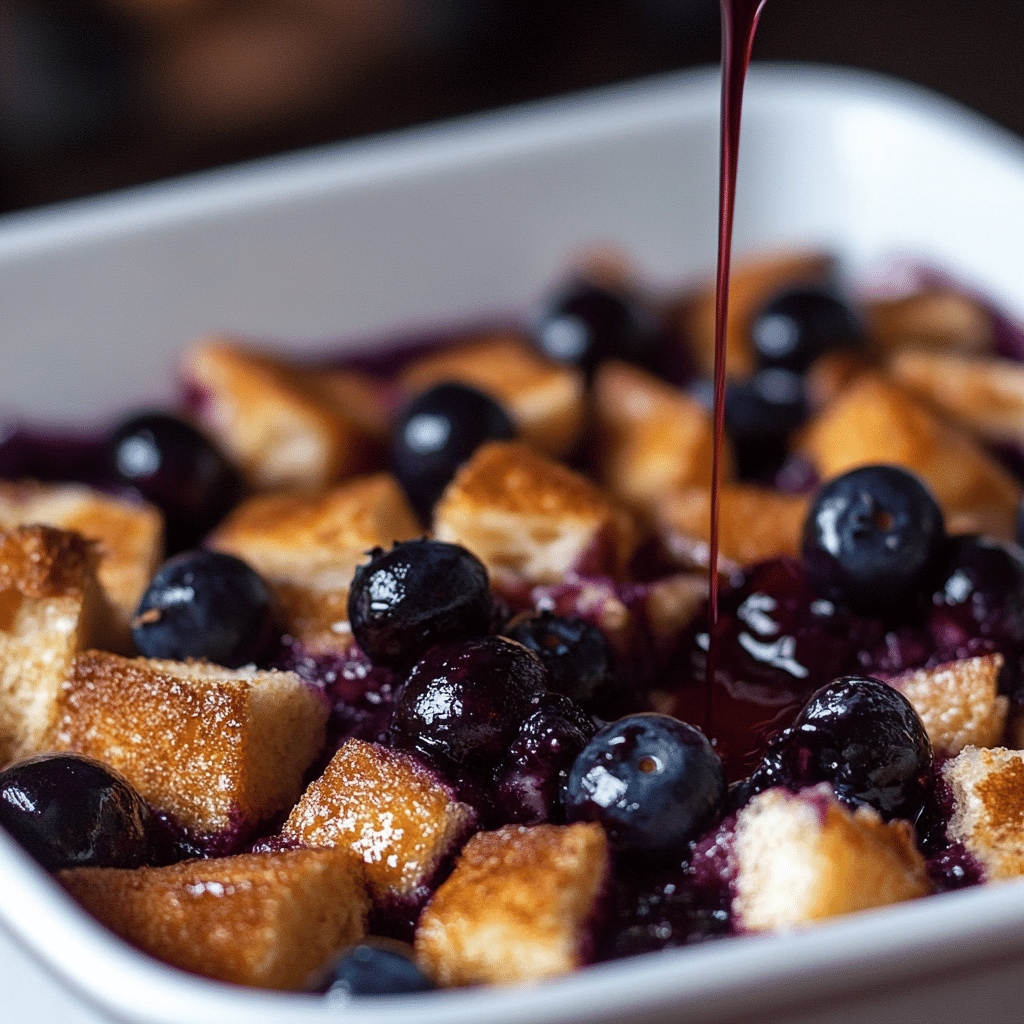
[391,383,514,522]
[533,280,656,375]
[501,610,614,704]
[747,675,933,822]
[308,939,432,997]
[0,752,153,871]
[492,690,595,824]
[106,412,243,553]
[132,549,277,667]
[389,636,548,772]
[562,714,726,858]
[929,534,1024,691]
[801,464,945,615]
[750,286,864,373]
[348,539,493,670]
[725,369,809,480]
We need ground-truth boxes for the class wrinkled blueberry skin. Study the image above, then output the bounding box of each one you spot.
[562,714,726,859]
[389,636,549,772]
[801,464,945,615]
[501,610,614,705]
[0,753,154,871]
[746,676,933,823]
[308,940,432,996]
[750,287,864,373]
[491,690,596,825]
[391,383,514,522]
[348,539,493,671]
[132,549,277,668]
[106,412,244,553]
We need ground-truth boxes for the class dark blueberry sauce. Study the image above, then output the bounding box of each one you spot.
[274,637,398,750]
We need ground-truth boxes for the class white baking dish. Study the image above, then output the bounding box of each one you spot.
[2,63,1024,1024]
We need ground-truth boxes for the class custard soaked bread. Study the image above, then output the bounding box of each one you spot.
[45,652,328,850]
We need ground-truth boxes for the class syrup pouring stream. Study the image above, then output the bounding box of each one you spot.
[707,0,768,733]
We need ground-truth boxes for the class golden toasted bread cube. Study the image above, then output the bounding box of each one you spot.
[283,739,476,904]
[414,822,609,987]
[943,746,1024,880]
[865,288,992,356]
[797,373,1022,540]
[60,848,367,990]
[592,360,727,509]
[887,655,1008,757]
[307,364,396,444]
[45,651,328,844]
[732,784,931,932]
[0,481,162,651]
[400,331,586,458]
[670,251,836,377]
[653,484,809,571]
[889,350,1024,447]
[0,526,109,766]
[183,336,373,490]
[209,473,421,653]
[433,440,638,588]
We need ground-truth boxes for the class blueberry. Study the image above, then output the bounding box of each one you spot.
[348,539,493,670]
[491,690,596,824]
[132,549,277,667]
[308,939,432,997]
[750,287,864,373]
[0,752,153,870]
[801,465,945,615]
[747,675,933,822]
[391,383,514,522]
[725,369,809,480]
[532,280,657,375]
[501,610,614,704]
[106,412,244,553]
[929,534,1024,693]
[389,636,548,772]
[562,714,725,859]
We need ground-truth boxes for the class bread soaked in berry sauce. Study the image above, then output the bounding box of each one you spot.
[3,251,1024,991]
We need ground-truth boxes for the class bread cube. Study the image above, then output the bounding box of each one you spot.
[670,251,836,377]
[400,330,586,458]
[732,784,931,932]
[183,336,374,490]
[943,746,1024,880]
[653,484,809,571]
[592,360,726,509]
[887,654,1008,757]
[209,473,421,653]
[282,739,476,905]
[0,526,108,766]
[60,848,367,990]
[889,350,1024,447]
[45,651,328,848]
[866,288,992,355]
[433,440,638,589]
[414,822,609,987]
[797,373,1022,540]
[0,481,163,651]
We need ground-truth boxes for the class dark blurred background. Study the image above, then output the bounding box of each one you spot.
[1,0,1022,216]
